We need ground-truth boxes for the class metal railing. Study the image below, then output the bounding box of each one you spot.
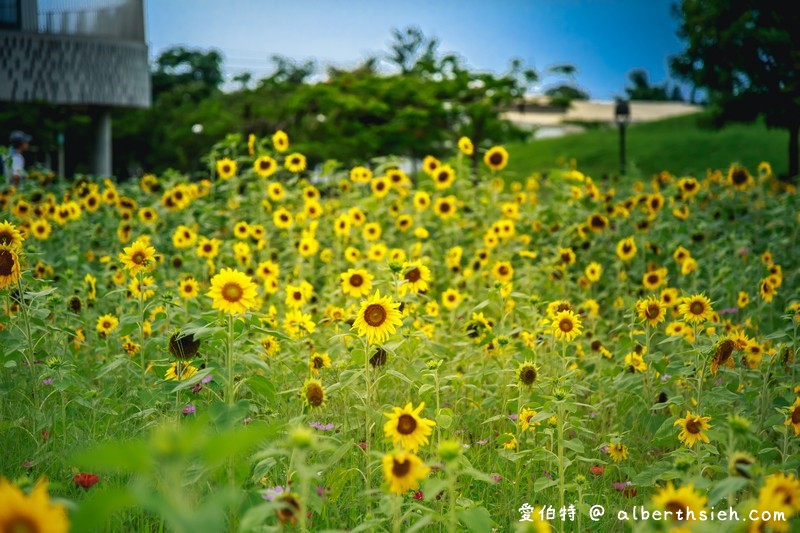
[35,0,144,41]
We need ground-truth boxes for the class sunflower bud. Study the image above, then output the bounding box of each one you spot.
[437,440,461,462]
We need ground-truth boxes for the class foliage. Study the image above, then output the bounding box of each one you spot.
[671,1,800,178]
[0,125,799,531]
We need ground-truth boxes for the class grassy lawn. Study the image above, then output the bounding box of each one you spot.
[505,114,790,179]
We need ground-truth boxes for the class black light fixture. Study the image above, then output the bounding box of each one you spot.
[614,99,631,175]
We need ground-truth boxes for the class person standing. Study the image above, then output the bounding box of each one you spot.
[4,130,32,186]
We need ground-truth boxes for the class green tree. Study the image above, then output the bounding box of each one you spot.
[671,1,800,179]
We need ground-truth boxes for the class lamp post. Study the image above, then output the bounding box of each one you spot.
[614,100,631,175]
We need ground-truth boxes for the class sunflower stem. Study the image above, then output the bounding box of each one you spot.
[138,270,146,388]
[556,402,566,533]
[227,313,235,406]
[16,276,38,408]
[363,336,372,515]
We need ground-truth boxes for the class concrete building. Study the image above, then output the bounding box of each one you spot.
[0,0,150,176]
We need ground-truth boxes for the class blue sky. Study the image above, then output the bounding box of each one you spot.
[145,0,686,100]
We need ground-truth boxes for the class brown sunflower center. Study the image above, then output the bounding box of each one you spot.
[259,160,271,170]
[222,165,231,174]
[392,458,412,477]
[405,268,421,283]
[792,407,800,425]
[489,152,503,166]
[716,340,734,364]
[439,202,451,213]
[646,304,661,320]
[0,230,13,245]
[292,291,302,300]
[6,516,39,533]
[685,419,701,434]
[590,216,605,228]
[312,356,324,368]
[647,274,659,285]
[689,302,704,315]
[732,169,748,184]
[498,265,509,276]
[622,244,632,253]
[131,251,146,265]
[520,367,537,385]
[305,384,324,406]
[0,249,15,276]
[665,500,686,517]
[397,413,417,435]
[222,282,244,302]
[559,318,574,333]
[291,157,300,165]
[364,303,387,327]
[437,171,449,182]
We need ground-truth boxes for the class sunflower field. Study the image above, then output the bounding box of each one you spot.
[1,130,799,533]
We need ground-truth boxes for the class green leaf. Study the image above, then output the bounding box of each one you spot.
[708,477,749,506]
[457,506,493,533]
[534,476,557,491]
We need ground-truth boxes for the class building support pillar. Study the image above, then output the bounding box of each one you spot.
[93,108,112,177]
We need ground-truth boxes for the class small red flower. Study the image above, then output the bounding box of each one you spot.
[590,465,605,476]
[73,472,100,489]
[413,491,424,500]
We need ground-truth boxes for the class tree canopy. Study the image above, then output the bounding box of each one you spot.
[671,0,800,178]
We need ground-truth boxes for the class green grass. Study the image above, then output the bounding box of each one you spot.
[506,114,789,179]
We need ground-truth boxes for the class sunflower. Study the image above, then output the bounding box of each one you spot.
[727,164,753,191]
[678,294,714,323]
[616,236,637,262]
[651,482,707,522]
[517,361,539,386]
[759,472,800,514]
[458,136,473,156]
[352,290,403,345]
[413,191,430,210]
[441,288,463,310]
[674,411,711,447]
[284,153,306,173]
[0,244,21,289]
[254,155,277,178]
[382,450,430,495]
[786,397,800,436]
[0,478,69,533]
[519,407,540,431]
[272,130,289,152]
[196,237,221,260]
[363,177,388,199]
[759,278,776,302]
[557,247,576,266]
[301,378,325,407]
[434,196,457,219]
[165,362,198,381]
[551,309,582,342]
[0,220,23,250]
[422,155,440,176]
[273,207,293,229]
[624,352,647,372]
[484,146,509,171]
[642,268,667,291]
[637,296,666,326]
[384,402,436,451]
[607,442,629,462]
[129,275,156,300]
[207,268,258,315]
[399,261,431,296]
[28,218,51,240]
[489,260,514,284]
[309,352,331,375]
[585,262,602,283]
[709,338,735,376]
[118,238,156,275]
[216,157,237,180]
[96,314,119,337]
[678,177,700,199]
[433,165,456,190]
[178,277,200,300]
[349,165,372,183]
